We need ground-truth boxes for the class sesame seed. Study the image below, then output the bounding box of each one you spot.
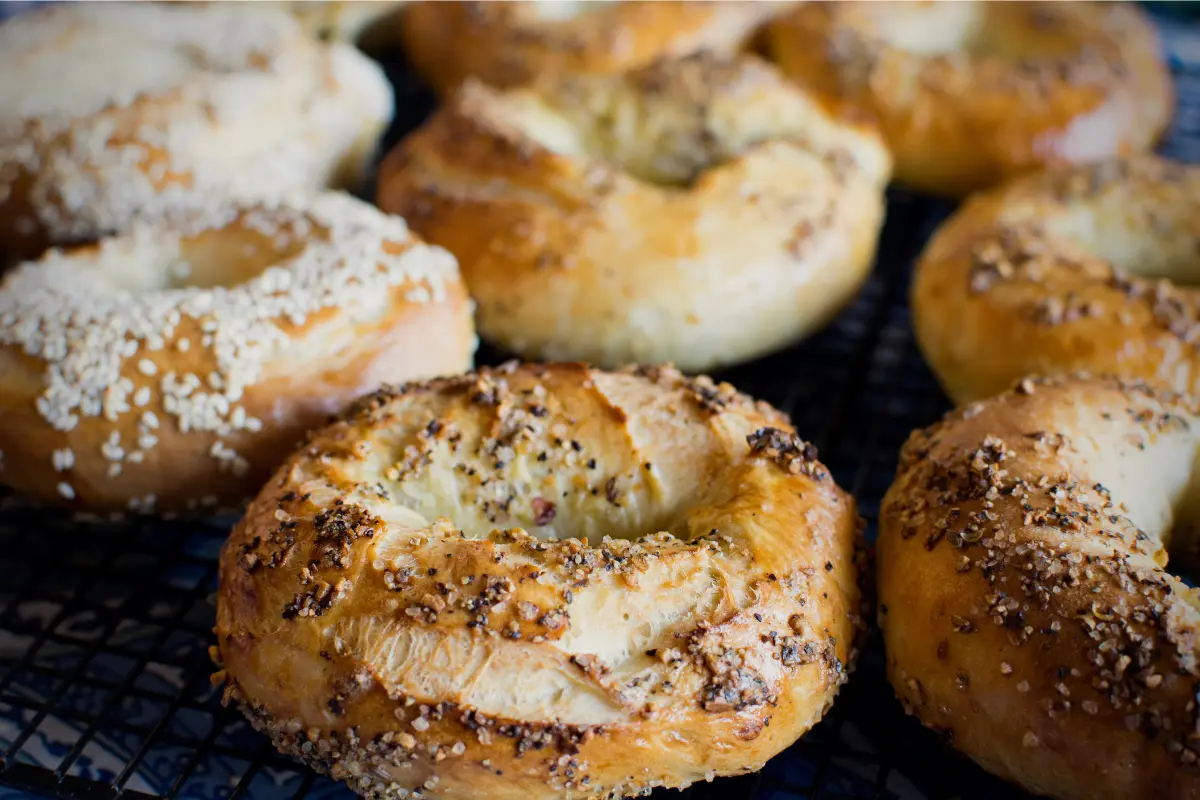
[56,481,75,500]
[51,447,74,472]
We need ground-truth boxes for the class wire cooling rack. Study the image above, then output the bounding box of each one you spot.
[2,10,1199,800]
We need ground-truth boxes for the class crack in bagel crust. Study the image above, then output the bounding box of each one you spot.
[880,375,1200,800]
[377,52,891,373]
[0,193,475,514]
[214,363,865,800]
[0,1,394,259]
[913,156,1200,404]
[766,1,1173,197]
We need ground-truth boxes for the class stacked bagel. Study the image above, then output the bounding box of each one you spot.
[1,1,1194,800]
[0,1,477,514]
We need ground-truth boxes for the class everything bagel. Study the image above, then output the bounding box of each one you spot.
[0,193,475,514]
[880,375,1200,800]
[765,1,1173,197]
[0,2,393,260]
[913,155,1200,404]
[214,362,865,800]
[398,0,794,95]
[377,53,891,372]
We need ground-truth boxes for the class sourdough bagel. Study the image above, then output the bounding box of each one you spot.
[214,362,865,800]
[398,0,794,96]
[879,375,1200,800]
[765,1,1174,197]
[0,2,393,260]
[913,155,1200,404]
[377,53,891,372]
[0,193,475,514]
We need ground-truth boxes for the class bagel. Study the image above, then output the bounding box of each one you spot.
[879,374,1200,800]
[765,1,1174,197]
[398,0,795,95]
[912,155,1200,404]
[213,362,866,800]
[0,1,393,260]
[0,192,475,515]
[377,53,891,372]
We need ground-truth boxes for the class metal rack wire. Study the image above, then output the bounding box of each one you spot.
[2,13,1199,800]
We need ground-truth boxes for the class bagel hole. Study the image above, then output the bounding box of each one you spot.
[1164,453,1200,580]
[499,89,763,188]
[176,227,308,290]
[1041,212,1200,286]
[102,223,308,293]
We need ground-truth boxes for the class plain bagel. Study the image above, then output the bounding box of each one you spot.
[765,1,1174,197]
[377,52,891,372]
[0,1,393,260]
[214,362,866,800]
[398,0,795,95]
[912,155,1200,404]
[0,192,475,514]
[879,375,1200,800]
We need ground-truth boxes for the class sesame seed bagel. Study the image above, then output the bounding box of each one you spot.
[214,362,865,800]
[0,2,394,261]
[398,0,795,96]
[879,375,1200,800]
[913,155,1200,405]
[765,1,1173,197]
[377,53,891,372]
[0,193,475,514]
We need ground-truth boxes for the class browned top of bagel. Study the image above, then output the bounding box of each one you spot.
[766,1,1174,196]
[913,156,1200,404]
[399,0,795,94]
[215,362,865,800]
[378,52,890,371]
[880,374,1200,799]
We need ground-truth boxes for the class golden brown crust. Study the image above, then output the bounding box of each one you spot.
[766,1,1174,197]
[912,155,1200,404]
[0,2,393,260]
[0,193,476,514]
[377,53,891,372]
[214,362,865,800]
[398,0,795,95]
[880,375,1200,800]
